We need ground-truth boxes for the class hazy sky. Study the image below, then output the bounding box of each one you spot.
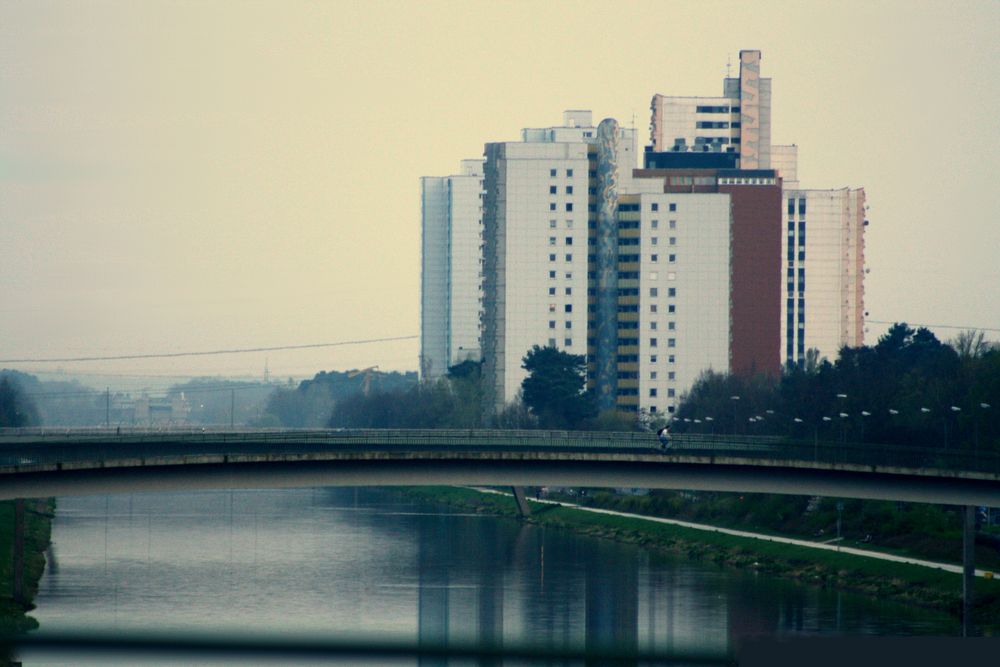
[2,1,999,386]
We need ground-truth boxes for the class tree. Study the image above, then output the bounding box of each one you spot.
[520,345,594,429]
[0,376,39,427]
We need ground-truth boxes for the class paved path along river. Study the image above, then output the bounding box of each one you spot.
[477,489,994,578]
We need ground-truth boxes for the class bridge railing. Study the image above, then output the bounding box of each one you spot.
[0,428,997,476]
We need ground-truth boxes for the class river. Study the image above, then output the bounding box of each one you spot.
[22,487,958,665]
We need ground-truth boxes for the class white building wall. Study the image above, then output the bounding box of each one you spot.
[650,95,739,154]
[419,161,484,381]
[420,177,449,380]
[781,188,866,366]
[771,145,798,189]
[636,194,731,415]
[448,161,485,367]
[484,141,592,408]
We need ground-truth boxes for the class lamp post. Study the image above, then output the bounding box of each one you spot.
[975,403,990,459]
[730,395,741,437]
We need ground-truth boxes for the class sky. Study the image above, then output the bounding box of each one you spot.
[2,0,999,388]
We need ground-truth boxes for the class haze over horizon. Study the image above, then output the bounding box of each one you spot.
[3,1,999,385]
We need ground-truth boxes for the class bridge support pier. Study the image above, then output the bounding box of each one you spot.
[962,504,975,636]
[511,487,531,518]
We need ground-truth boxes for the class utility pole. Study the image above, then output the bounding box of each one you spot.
[230,389,235,429]
[963,505,975,636]
[106,387,111,428]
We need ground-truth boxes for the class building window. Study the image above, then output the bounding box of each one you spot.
[787,198,795,216]
[650,406,657,413]
[651,254,658,262]
[651,203,659,211]
[668,288,676,297]
[650,304,658,313]
[549,237,557,246]
[668,321,675,330]
[549,185,557,194]
[565,203,573,212]
[549,270,556,278]
[668,338,676,347]
[650,337,658,347]
[668,254,676,263]
[550,219,557,228]
[564,304,572,313]
[565,237,573,245]
[565,253,572,262]
[566,219,574,228]
[565,320,572,329]
[549,254,556,262]
[667,388,676,398]
[549,304,556,312]
[549,203,556,211]
[565,271,572,279]
[669,220,677,229]
[669,237,676,245]
[548,287,556,296]
[650,287,658,297]
[549,321,556,329]
[668,371,675,380]
[566,186,573,194]
[668,355,675,363]
[565,338,572,347]
[668,304,675,313]
[548,338,556,347]
[650,355,658,363]
[650,371,657,380]
[651,322,658,330]
[565,287,572,295]
[669,203,676,212]
[567,169,574,177]
[651,237,658,246]
[650,388,658,397]
[651,220,659,229]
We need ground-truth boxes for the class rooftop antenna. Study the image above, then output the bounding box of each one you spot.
[726,54,732,79]
[264,357,270,384]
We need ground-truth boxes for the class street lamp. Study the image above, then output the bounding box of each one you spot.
[730,395,741,436]
[888,409,899,415]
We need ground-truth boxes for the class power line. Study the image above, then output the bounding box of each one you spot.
[0,335,418,364]
[867,320,1000,333]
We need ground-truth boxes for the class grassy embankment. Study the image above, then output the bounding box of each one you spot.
[0,499,54,634]
[402,486,1000,631]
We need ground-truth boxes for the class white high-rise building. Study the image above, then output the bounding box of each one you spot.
[420,159,484,381]
[781,187,866,366]
[479,111,731,416]
[620,187,731,416]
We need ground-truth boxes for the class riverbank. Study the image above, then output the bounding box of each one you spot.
[0,499,54,637]
[402,487,1000,633]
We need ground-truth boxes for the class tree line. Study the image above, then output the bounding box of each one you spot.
[673,324,999,452]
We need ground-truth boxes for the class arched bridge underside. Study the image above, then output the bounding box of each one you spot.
[1,429,998,505]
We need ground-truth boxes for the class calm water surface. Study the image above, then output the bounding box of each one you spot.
[23,488,958,665]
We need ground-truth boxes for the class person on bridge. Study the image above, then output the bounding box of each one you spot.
[657,424,672,451]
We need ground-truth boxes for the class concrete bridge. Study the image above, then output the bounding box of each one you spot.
[1,428,998,506]
[2,427,997,635]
